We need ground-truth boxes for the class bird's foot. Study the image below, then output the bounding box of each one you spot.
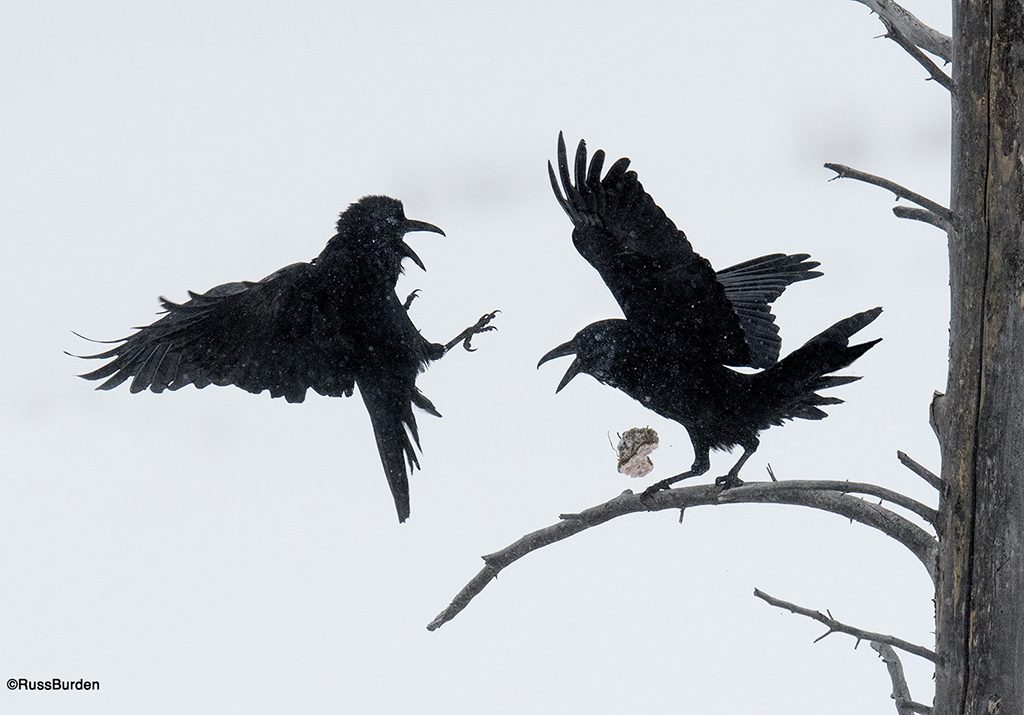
[715,474,745,490]
[640,467,703,503]
[642,479,675,499]
[444,310,500,353]
[403,289,421,311]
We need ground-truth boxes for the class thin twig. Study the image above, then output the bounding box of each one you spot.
[884,25,953,90]
[892,206,951,233]
[427,482,938,631]
[896,451,943,492]
[717,479,937,525]
[824,163,952,222]
[871,642,931,714]
[754,589,935,663]
[850,0,951,62]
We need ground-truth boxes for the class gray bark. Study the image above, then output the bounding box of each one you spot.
[935,1,1024,712]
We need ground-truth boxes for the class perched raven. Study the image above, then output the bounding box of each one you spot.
[73,196,497,522]
[539,135,880,489]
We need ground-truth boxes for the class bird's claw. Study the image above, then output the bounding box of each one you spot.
[715,475,744,489]
[455,310,500,352]
[641,479,672,500]
[403,289,421,311]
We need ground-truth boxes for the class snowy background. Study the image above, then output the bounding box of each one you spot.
[3,1,949,712]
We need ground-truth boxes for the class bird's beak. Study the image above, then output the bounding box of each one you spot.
[400,219,443,271]
[553,359,583,393]
[537,339,581,393]
[403,219,446,237]
[399,241,426,271]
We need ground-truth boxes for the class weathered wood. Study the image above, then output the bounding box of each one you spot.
[936,1,1024,712]
[850,0,953,61]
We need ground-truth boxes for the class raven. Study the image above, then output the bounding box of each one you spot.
[73,195,497,522]
[539,135,880,489]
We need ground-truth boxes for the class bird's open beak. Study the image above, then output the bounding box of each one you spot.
[403,219,446,237]
[537,340,576,368]
[400,219,443,271]
[399,241,426,271]
[553,359,583,393]
[537,339,581,393]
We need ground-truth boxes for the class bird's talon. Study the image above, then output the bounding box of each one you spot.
[403,289,421,310]
[455,311,500,352]
[642,480,670,499]
[715,475,744,489]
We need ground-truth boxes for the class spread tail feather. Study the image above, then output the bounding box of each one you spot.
[760,307,882,426]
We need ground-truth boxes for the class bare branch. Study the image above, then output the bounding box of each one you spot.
[824,163,953,222]
[427,482,938,631]
[871,642,932,714]
[754,589,936,663]
[850,0,951,62]
[884,24,953,90]
[897,450,943,492]
[717,479,937,525]
[892,206,951,233]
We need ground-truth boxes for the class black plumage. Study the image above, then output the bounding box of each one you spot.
[73,196,497,522]
[539,135,880,489]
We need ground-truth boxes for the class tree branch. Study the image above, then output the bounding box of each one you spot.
[754,589,935,663]
[824,163,953,222]
[892,206,951,233]
[883,24,953,90]
[716,479,937,525]
[896,450,943,492]
[871,641,932,714]
[427,482,938,631]
[850,0,951,62]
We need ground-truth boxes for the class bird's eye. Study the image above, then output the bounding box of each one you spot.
[387,216,399,226]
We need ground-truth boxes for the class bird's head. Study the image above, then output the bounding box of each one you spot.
[332,195,445,270]
[537,319,627,393]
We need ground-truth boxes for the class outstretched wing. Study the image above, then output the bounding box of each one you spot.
[715,253,822,368]
[74,261,356,403]
[357,370,440,523]
[548,133,750,365]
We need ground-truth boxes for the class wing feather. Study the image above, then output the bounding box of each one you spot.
[75,261,356,402]
[716,253,822,367]
[549,133,749,363]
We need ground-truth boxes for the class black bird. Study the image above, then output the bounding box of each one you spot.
[539,135,880,489]
[73,196,497,522]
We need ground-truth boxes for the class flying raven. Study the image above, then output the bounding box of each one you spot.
[539,135,880,489]
[73,195,497,522]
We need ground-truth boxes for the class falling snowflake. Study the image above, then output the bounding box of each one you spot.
[616,427,660,478]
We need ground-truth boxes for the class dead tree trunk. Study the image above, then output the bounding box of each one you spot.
[935,2,1024,713]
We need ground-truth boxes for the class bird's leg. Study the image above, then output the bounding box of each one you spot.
[403,289,421,311]
[443,311,500,353]
[715,441,758,489]
[641,445,711,498]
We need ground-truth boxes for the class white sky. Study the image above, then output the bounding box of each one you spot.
[2,1,951,712]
